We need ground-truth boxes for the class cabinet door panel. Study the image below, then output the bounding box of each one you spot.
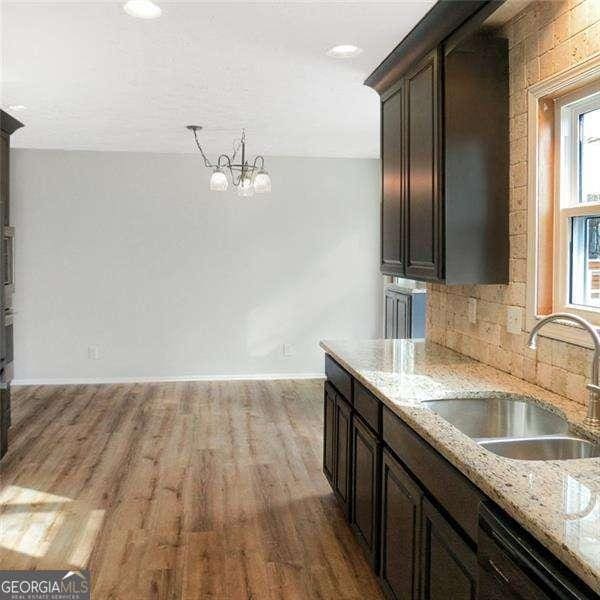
[405,49,442,281]
[420,499,477,600]
[384,294,397,339]
[351,416,380,568]
[395,295,411,339]
[380,449,422,600]
[381,86,405,276]
[323,383,336,487]
[335,394,352,517]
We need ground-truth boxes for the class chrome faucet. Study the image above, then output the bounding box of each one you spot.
[527,312,600,429]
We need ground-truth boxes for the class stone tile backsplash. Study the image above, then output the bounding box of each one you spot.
[426,0,600,406]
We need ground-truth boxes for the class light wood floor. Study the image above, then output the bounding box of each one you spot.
[0,380,383,599]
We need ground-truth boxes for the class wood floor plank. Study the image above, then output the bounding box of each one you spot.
[1,380,383,599]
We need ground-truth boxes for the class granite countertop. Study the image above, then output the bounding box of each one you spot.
[319,338,600,593]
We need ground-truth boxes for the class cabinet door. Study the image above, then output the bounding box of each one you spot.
[0,384,8,458]
[384,293,398,339]
[380,449,422,600]
[381,85,405,276]
[350,416,380,569]
[404,49,442,282]
[0,134,7,363]
[323,383,336,487]
[420,498,477,600]
[396,294,411,339]
[334,394,352,518]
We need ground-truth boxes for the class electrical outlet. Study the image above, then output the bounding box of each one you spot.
[88,345,100,360]
[283,344,295,357]
[468,298,477,324]
[506,306,523,335]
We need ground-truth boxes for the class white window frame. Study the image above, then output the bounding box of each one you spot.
[526,55,600,349]
[554,86,600,321]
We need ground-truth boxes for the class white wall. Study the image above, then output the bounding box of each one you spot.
[11,149,381,383]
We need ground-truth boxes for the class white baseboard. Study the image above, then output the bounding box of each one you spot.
[12,372,326,386]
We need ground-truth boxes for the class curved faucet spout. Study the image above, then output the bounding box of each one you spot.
[527,312,600,429]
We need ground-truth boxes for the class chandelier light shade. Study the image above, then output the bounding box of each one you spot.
[253,169,272,193]
[209,168,228,192]
[187,125,271,196]
[123,0,162,19]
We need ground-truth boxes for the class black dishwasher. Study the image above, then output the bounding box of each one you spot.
[478,504,599,600]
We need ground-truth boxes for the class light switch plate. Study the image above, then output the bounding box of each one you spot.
[283,344,295,357]
[506,306,523,334]
[468,298,477,324]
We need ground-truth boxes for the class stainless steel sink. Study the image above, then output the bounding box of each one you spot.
[422,396,600,461]
[479,436,600,460]
[422,397,570,440]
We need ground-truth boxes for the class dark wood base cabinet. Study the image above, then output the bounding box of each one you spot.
[322,355,599,600]
[420,498,477,600]
[323,376,352,520]
[380,449,421,600]
[350,416,380,569]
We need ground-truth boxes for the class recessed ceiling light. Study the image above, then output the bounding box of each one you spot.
[326,45,363,59]
[7,105,26,111]
[123,0,161,19]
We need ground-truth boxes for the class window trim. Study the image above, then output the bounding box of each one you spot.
[554,86,600,321]
[527,55,600,350]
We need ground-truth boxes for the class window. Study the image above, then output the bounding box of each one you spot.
[555,86,600,317]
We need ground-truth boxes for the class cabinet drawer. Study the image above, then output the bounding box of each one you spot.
[382,406,483,542]
[325,355,352,402]
[354,382,381,434]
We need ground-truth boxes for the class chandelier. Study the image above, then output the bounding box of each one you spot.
[186,125,271,197]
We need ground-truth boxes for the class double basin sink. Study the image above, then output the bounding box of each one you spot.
[422,396,600,461]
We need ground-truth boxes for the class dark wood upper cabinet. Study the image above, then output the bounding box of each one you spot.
[381,84,405,276]
[404,49,442,281]
[368,5,509,284]
[443,34,509,284]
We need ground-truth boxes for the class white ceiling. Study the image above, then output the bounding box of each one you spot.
[1,1,433,158]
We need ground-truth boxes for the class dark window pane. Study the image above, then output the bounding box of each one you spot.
[571,215,600,307]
